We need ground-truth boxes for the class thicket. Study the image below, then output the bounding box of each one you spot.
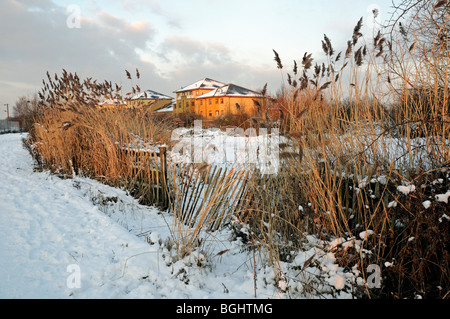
[24,0,449,299]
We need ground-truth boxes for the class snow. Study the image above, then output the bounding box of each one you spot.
[130,90,173,100]
[174,78,225,93]
[328,274,345,290]
[196,84,262,99]
[0,133,284,298]
[154,102,174,112]
[99,98,125,105]
[169,125,283,175]
[359,230,374,240]
[435,190,450,204]
[0,133,381,299]
[439,214,450,223]
[397,184,416,195]
[388,201,398,208]
[422,200,432,209]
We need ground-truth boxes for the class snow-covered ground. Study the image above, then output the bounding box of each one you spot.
[7,132,442,299]
[0,133,293,299]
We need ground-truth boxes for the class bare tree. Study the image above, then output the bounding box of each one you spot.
[384,0,449,90]
[382,0,449,127]
[13,94,39,130]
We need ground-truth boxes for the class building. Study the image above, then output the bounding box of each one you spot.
[195,83,265,119]
[0,119,21,132]
[153,101,175,113]
[173,78,225,114]
[127,90,174,112]
[98,98,127,109]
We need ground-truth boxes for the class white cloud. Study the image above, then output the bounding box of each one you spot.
[0,0,163,104]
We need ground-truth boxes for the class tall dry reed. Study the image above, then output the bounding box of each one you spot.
[267,2,449,298]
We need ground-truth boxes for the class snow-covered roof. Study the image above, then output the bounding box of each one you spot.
[174,78,225,93]
[154,102,174,112]
[195,84,262,99]
[99,98,126,105]
[130,90,173,100]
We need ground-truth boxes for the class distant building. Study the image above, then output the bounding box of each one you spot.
[126,90,174,112]
[0,119,21,132]
[98,98,127,109]
[153,101,175,113]
[195,83,265,118]
[173,78,225,114]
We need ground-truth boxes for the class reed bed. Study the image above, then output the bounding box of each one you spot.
[263,1,449,298]
[24,0,449,299]
[27,69,175,211]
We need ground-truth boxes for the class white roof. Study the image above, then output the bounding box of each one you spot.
[196,84,262,99]
[130,90,173,100]
[154,102,174,112]
[174,78,225,93]
[99,98,126,105]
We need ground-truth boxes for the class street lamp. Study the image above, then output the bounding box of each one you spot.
[3,104,9,120]
[4,104,9,130]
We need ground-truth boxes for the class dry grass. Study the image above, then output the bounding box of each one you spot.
[30,107,172,180]
[263,2,449,298]
[24,1,449,299]
[27,70,175,211]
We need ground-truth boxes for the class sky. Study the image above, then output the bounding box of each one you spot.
[0,0,396,119]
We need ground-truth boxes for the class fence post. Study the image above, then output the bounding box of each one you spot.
[160,146,168,208]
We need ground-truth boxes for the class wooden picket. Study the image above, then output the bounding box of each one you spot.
[122,145,255,234]
[120,146,169,209]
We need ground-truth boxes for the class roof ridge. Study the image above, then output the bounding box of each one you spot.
[131,89,173,100]
[227,83,259,94]
[194,83,262,99]
[174,77,226,93]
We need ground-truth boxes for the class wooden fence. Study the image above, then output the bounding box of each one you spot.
[121,145,253,234]
[121,146,169,209]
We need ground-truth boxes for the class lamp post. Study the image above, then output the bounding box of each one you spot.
[4,104,9,120]
[4,104,9,130]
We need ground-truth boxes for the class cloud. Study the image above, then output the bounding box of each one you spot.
[121,0,162,14]
[0,0,163,106]
[153,37,279,93]
[120,0,182,29]
[95,11,156,48]
[0,0,281,111]
[166,60,280,94]
[158,35,233,66]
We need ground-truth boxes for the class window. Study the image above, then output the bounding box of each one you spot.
[220,99,223,104]
[221,110,224,115]
[200,100,203,105]
[209,99,212,105]
[215,99,218,104]
[191,101,195,106]
[215,110,219,116]
[209,111,212,117]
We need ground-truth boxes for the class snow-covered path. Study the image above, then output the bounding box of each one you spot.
[0,133,279,299]
[0,133,167,298]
